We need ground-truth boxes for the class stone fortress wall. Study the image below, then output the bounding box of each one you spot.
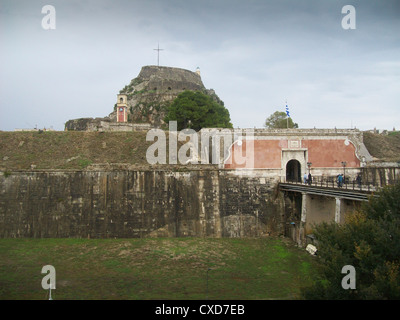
[0,168,283,239]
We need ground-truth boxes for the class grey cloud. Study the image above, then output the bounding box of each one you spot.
[0,0,399,131]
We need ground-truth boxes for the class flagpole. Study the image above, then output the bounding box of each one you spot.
[285,100,289,129]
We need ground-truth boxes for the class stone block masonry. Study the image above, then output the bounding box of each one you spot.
[0,169,283,238]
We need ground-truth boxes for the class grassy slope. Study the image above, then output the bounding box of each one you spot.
[1,130,399,170]
[0,237,317,300]
[0,131,152,170]
[363,131,400,162]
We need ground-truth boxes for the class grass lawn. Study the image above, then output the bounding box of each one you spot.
[0,237,318,300]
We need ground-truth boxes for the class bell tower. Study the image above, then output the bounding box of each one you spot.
[116,94,128,123]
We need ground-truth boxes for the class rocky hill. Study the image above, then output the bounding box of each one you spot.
[115,65,224,128]
[65,66,223,131]
[114,66,206,127]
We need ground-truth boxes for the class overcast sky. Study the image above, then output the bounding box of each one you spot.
[1,0,399,131]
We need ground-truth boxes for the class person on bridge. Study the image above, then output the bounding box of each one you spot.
[308,173,312,185]
[337,174,343,188]
[356,174,362,188]
[304,173,308,184]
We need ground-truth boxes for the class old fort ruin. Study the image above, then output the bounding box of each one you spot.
[1,66,399,245]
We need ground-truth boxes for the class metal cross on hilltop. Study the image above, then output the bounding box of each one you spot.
[154,43,164,67]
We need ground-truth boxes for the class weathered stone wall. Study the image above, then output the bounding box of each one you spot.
[361,165,400,187]
[0,169,283,239]
[64,118,151,132]
[135,66,204,93]
[218,170,283,237]
[64,118,106,131]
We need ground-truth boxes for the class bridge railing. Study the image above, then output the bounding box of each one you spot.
[284,176,399,192]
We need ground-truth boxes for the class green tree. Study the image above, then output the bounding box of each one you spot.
[302,183,400,299]
[264,111,298,129]
[164,91,233,131]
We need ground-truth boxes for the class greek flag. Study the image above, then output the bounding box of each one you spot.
[286,104,290,117]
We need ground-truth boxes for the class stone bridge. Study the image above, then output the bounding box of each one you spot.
[279,180,379,245]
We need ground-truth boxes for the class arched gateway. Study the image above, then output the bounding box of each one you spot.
[286,159,302,182]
